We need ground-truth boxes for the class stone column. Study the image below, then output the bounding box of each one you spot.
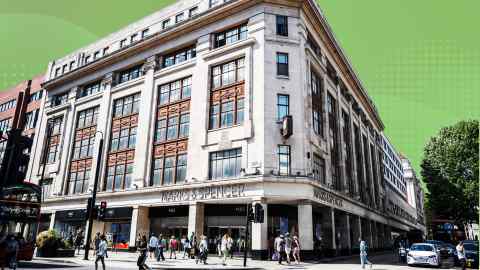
[350,215,361,251]
[132,56,157,188]
[49,211,56,230]
[345,214,352,253]
[89,72,113,192]
[368,220,373,249]
[331,208,336,252]
[188,202,204,237]
[298,202,314,259]
[251,201,268,260]
[129,206,150,250]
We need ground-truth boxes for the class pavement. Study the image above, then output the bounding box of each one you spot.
[18,250,461,270]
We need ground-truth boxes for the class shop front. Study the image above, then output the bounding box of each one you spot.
[54,209,86,239]
[149,205,189,239]
[102,207,132,250]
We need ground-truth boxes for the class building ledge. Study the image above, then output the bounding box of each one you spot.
[202,37,256,61]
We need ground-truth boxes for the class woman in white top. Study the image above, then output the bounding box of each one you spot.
[220,234,233,265]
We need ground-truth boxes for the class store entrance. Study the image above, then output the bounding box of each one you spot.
[206,226,247,254]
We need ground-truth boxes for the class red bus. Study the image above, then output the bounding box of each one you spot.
[0,182,41,264]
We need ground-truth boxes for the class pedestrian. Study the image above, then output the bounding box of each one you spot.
[74,230,83,255]
[169,235,178,259]
[156,234,166,261]
[190,232,198,260]
[216,235,222,256]
[137,235,150,270]
[275,234,286,264]
[197,235,208,264]
[95,235,107,270]
[292,235,301,264]
[360,240,373,269]
[4,234,19,270]
[94,232,101,256]
[148,233,158,259]
[268,236,274,261]
[284,232,292,264]
[456,241,466,270]
[182,236,191,259]
[221,233,233,266]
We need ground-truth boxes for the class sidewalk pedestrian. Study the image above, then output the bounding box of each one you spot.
[284,232,292,264]
[74,230,83,255]
[221,233,233,266]
[215,235,222,256]
[456,241,466,270]
[4,234,19,270]
[156,234,166,261]
[190,232,198,260]
[148,233,158,259]
[93,232,101,256]
[95,235,107,270]
[292,235,301,264]
[169,235,178,259]
[275,234,286,264]
[137,235,150,270]
[182,236,191,259]
[196,235,208,265]
[360,240,373,269]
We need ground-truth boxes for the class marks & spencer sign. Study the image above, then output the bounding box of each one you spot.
[159,184,246,203]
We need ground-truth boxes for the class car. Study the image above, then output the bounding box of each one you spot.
[425,240,449,257]
[464,243,479,269]
[407,243,441,267]
[443,243,457,257]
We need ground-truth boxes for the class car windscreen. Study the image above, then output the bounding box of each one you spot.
[411,245,434,251]
[464,244,478,251]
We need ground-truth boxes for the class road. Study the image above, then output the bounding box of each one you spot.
[17,252,460,270]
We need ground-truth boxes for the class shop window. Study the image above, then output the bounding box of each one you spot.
[276,52,289,76]
[209,148,242,179]
[276,15,288,36]
[277,94,289,121]
[213,24,247,48]
[278,145,290,176]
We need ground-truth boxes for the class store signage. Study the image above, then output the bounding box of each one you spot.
[313,188,343,208]
[159,184,246,203]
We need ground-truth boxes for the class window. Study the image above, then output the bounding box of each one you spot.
[72,107,98,160]
[342,111,354,193]
[326,59,337,83]
[141,29,149,38]
[276,15,288,36]
[55,67,61,77]
[103,47,109,56]
[213,24,247,48]
[130,33,138,43]
[106,162,133,191]
[311,71,323,135]
[113,93,141,118]
[110,120,136,152]
[277,94,289,121]
[151,153,187,186]
[189,7,198,17]
[175,13,184,23]
[120,39,127,48]
[278,145,291,176]
[276,52,289,76]
[162,46,196,68]
[85,56,91,64]
[45,117,63,164]
[211,58,244,89]
[118,64,143,84]
[68,166,90,195]
[158,77,192,106]
[62,64,68,74]
[0,118,12,131]
[78,81,102,98]
[0,100,16,112]
[69,61,75,70]
[24,109,39,130]
[312,154,326,184]
[209,148,242,179]
[307,32,321,58]
[93,51,100,60]
[162,19,171,29]
[327,94,340,190]
[52,92,69,107]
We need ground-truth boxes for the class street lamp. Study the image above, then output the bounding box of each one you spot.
[84,131,104,260]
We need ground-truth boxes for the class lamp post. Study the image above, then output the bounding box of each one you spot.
[84,131,104,260]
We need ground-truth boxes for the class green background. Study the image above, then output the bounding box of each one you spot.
[1,0,479,186]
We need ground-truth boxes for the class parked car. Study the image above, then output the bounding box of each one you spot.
[464,243,479,269]
[443,243,457,257]
[407,243,441,267]
[425,240,449,257]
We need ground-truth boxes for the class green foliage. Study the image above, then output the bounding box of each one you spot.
[36,229,62,250]
[421,120,479,224]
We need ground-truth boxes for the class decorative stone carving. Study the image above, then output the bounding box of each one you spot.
[101,72,114,89]
[142,56,158,73]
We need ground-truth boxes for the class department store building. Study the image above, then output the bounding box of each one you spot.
[27,0,426,258]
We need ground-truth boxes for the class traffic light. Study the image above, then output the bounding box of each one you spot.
[98,201,107,220]
[254,203,265,223]
[247,204,254,222]
[0,129,33,187]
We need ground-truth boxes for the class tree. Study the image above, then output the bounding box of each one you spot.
[421,120,479,224]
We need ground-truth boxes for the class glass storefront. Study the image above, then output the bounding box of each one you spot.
[54,209,86,240]
[149,206,188,239]
[102,207,132,249]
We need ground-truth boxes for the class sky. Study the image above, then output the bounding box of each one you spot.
[0,0,478,186]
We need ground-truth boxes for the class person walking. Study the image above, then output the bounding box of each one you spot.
[137,235,150,270]
[4,234,19,270]
[190,232,198,260]
[215,235,222,256]
[169,235,178,259]
[74,230,83,255]
[197,235,208,264]
[182,236,191,259]
[284,232,292,264]
[456,241,466,270]
[95,235,107,270]
[156,234,166,261]
[148,233,158,259]
[292,235,301,264]
[220,233,233,266]
[275,234,286,264]
[93,232,101,256]
[360,240,373,269]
